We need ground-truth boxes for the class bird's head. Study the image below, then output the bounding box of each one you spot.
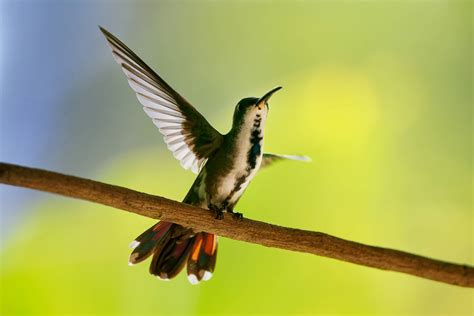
[231,87,282,131]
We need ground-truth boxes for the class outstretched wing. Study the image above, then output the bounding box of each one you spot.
[260,153,311,169]
[100,26,223,174]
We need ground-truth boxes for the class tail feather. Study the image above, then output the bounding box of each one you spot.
[129,221,173,265]
[129,222,218,284]
[187,232,218,284]
[149,237,194,280]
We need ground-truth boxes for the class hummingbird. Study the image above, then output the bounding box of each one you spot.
[100,26,310,284]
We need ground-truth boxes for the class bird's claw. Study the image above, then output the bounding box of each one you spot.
[226,208,244,220]
[209,204,225,220]
[232,212,243,220]
[214,210,225,220]
[208,204,243,220]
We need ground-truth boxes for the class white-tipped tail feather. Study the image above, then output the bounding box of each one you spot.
[157,273,170,281]
[202,271,213,281]
[188,274,199,285]
[157,277,170,282]
[187,271,213,285]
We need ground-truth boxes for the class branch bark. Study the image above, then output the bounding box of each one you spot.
[1,162,472,288]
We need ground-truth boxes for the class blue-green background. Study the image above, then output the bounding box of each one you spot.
[1,1,472,315]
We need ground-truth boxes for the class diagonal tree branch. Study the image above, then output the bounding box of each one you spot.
[1,162,472,288]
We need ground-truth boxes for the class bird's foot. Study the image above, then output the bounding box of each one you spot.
[232,212,243,220]
[208,204,225,220]
[214,210,225,220]
[227,209,244,220]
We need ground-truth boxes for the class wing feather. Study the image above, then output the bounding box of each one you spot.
[100,26,223,173]
[260,153,311,169]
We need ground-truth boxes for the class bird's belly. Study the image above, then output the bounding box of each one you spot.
[186,125,264,211]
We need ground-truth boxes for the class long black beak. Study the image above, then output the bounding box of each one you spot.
[257,86,282,106]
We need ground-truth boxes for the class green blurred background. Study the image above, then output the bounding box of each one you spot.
[1,1,472,315]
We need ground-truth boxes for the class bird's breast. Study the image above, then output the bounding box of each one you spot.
[205,116,265,210]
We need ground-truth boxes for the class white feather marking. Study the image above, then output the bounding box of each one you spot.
[191,162,199,174]
[180,151,196,170]
[109,45,142,70]
[110,49,141,70]
[135,91,178,111]
[122,69,176,106]
[143,108,185,122]
[167,140,188,152]
[121,67,155,90]
[152,120,180,129]
[164,134,185,144]
[174,147,191,161]
[181,158,193,170]
[158,128,183,137]
[129,240,140,249]
[128,79,163,101]
[135,89,178,111]
[278,154,311,162]
[202,271,213,281]
[156,276,170,281]
[157,127,183,137]
[193,159,206,174]
[144,106,184,119]
[165,135,186,146]
[188,274,199,285]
